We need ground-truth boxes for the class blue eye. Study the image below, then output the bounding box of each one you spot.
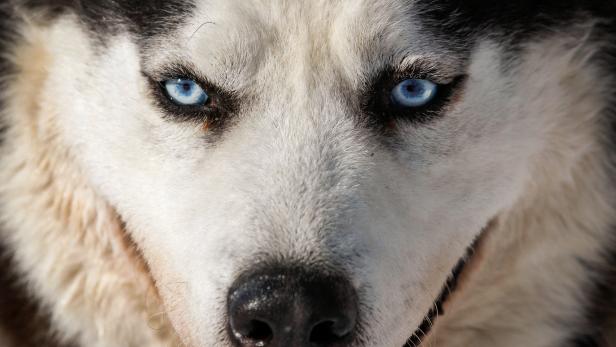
[391,79,438,108]
[164,79,209,106]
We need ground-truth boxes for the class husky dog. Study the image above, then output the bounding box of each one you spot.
[0,1,615,346]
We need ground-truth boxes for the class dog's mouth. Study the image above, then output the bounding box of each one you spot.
[403,230,486,346]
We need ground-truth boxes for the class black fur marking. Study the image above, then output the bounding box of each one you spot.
[23,0,196,39]
[571,334,601,347]
[567,234,616,347]
[571,336,601,347]
[415,1,616,45]
[0,240,78,347]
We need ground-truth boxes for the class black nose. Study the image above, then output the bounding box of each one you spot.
[227,266,359,347]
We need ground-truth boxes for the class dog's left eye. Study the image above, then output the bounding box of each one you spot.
[391,79,438,108]
[163,79,209,106]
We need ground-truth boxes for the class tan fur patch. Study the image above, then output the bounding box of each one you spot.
[0,17,179,347]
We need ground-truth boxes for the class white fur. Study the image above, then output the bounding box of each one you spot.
[0,2,614,347]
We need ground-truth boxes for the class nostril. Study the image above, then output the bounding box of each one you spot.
[230,318,274,345]
[310,319,354,344]
[244,320,273,343]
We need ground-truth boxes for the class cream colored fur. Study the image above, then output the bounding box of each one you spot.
[421,32,616,347]
[0,19,179,347]
[0,5,614,347]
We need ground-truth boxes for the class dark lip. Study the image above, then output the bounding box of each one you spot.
[403,236,482,347]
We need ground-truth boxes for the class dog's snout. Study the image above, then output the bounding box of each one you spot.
[227,267,358,347]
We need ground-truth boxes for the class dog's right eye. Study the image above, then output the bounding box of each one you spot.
[390,79,438,108]
[163,79,209,106]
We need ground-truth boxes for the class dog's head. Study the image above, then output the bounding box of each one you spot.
[38,0,609,346]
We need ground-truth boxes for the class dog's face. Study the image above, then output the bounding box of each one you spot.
[41,0,599,345]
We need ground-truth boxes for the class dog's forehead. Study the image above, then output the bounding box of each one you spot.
[143,0,464,90]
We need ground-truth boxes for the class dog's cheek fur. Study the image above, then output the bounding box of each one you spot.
[0,15,180,347]
[0,12,73,347]
[420,25,616,347]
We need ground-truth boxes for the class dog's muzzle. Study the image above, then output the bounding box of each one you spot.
[227,266,359,347]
